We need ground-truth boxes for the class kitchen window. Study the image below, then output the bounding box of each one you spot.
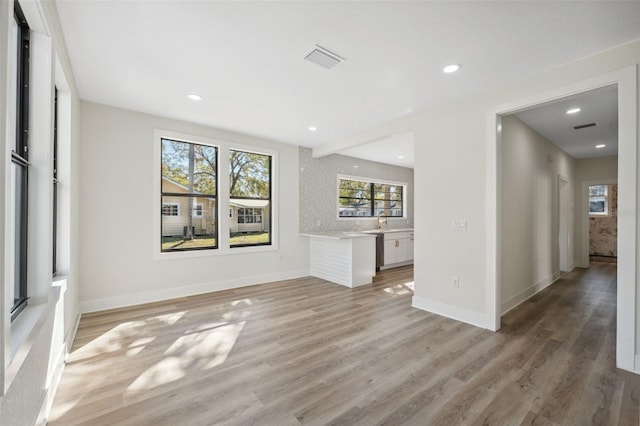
[338,177,404,218]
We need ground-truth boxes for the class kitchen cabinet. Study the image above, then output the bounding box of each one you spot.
[383,231,413,267]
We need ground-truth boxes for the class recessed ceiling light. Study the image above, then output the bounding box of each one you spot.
[398,155,405,159]
[566,107,581,114]
[595,144,606,149]
[308,126,318,132]
[187,94,202,101]
[353,165,359,169]
[443,64,460,74]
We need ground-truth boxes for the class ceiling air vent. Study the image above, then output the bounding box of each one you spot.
[304,45,344,70]
[573,122,598,130]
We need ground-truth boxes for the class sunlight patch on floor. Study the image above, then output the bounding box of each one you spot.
[126,321,245,393]
[383,281,414,296]
[72,311,187,360]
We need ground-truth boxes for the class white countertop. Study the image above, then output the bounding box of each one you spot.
[360,228,414,234]
[300,231,377,240]
[301,229,413,239]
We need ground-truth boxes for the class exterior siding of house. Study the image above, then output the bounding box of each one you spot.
[161,179,216,237]
[229,204,270,233]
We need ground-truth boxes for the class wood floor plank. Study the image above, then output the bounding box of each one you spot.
[48,263,640,425]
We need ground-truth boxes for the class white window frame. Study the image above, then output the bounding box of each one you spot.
[588,184,609,216]
[336,174,407,219]
[153,129,278,259]
[162,202,180,217]
[192,202,204,218]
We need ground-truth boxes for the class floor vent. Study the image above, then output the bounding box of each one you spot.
[573,122,598,130]
[304,45,344,70]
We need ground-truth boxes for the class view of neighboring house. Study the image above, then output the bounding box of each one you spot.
[229,199,270,233]
[162,176,270,237]
[161,177,216,237]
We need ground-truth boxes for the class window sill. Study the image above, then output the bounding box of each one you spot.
[153,243,278,260]
[5,286,60,393]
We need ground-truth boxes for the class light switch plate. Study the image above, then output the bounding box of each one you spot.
[451,220,467,231]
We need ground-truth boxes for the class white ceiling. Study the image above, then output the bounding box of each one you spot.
[56,1,640,166]
[514,86,618,159]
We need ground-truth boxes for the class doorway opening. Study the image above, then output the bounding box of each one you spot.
[487,66,637,372]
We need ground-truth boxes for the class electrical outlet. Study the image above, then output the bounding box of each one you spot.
[452,277,460,288]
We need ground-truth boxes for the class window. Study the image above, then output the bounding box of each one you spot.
[161,203,179,216]
[161,138,217,251]
[192,203,204,218]
[237,208,262,224]
[338,177,404,218]
[53,88,58,276]
[10,2,30,320]
[589,185,608,215]
[229,149,271,247]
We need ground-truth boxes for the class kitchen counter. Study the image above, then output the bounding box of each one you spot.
[301,232,377,287]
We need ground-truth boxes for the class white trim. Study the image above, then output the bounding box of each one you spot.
[412,295,489,330]
[192,202,203,218]
[153,129,279,259]
[487,65,637,372]
[501,271,562,315]
[379,260,413,271]
[80,268,309,313]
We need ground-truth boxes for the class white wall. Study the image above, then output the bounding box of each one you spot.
[0,0,81,424]
[574,156,618,267]
[323,41,640,359]
[79,101,309,311]
[500,115,575,314]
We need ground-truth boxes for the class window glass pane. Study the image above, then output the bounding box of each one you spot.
[339,197,372,217]
[11,163,27,311]
[229,150,270,198]
[589,185,608,214]
[161,196,217,251]
[374,184,402,201]
[230,150,271,247]
[340,179,371,198]
[162,139,216,195]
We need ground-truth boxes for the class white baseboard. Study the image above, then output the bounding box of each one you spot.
[380,260,413,271]
[501,271,562,315]
[412,295,490,330]
[80,269,310,313]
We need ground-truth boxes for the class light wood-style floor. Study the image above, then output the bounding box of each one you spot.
[49,263,640,425]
